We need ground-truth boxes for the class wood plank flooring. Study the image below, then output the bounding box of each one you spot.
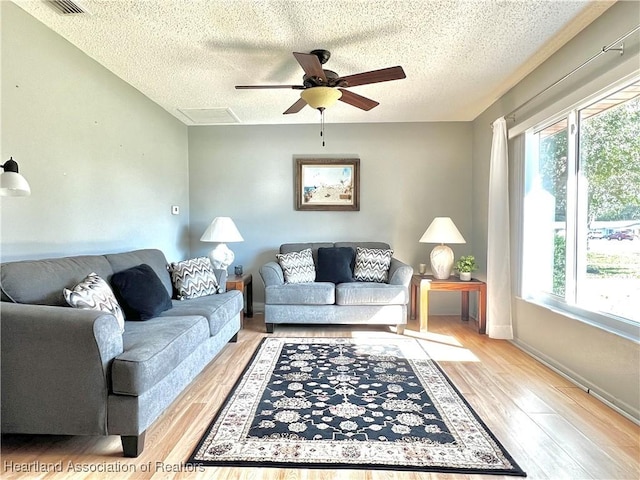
[2,314,638,480]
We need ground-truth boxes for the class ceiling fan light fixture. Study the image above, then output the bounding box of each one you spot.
[300,87,342,110]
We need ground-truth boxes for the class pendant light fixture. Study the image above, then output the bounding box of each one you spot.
[0,157,31,196]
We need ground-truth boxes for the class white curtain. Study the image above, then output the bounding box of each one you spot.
[487,117,513,339]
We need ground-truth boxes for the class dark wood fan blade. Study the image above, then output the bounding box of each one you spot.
[338,66,406,87]
[338,89,379,111]
[283,98,307,115]
[293,52,327,83]
[236,85,304,89]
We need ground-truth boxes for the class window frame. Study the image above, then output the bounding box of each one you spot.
[520,76,640,343]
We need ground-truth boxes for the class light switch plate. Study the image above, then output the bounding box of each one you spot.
[171,205,180,215]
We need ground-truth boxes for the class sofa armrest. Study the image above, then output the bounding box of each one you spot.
[1,302,124,435]
[260,261,285,287]
[214,268,228,292]
[388,258,414,287]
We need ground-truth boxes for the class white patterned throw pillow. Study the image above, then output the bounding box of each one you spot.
[353,247,393,283]
[63,272,126,333]
[169,257,220,300]
[276,248,316,284]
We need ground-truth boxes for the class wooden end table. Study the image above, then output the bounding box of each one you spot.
[226,273,253,325]
[410,274,487,334]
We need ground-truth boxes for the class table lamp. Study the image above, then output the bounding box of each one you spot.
[200,217,244,271]
[419,217,466,279]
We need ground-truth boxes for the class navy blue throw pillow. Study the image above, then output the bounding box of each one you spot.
[111,264,172,320]
[315,247,355,284]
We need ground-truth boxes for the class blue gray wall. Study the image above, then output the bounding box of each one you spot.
[188,122,474,309]
[1,1,190,263]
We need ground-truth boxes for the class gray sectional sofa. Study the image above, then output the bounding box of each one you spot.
[260,242,413,333]
[0,249,243,457]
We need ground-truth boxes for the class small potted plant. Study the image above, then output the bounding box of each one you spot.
[454,255,478,281]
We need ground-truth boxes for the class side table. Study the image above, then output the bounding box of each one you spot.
[226,273,253,325]
[410,274,487,334]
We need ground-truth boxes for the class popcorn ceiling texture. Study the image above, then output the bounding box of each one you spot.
[14,0,612,125]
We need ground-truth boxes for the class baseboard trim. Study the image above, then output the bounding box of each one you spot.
[253,301,265,314]
[511,339,640,425]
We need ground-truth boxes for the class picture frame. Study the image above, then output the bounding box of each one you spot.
[295,158,360,211]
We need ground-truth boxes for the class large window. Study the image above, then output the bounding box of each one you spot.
[523,79,640,336]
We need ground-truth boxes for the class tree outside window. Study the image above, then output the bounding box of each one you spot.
[524,80,640,324]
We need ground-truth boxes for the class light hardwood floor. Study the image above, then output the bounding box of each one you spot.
[2,314,638,480]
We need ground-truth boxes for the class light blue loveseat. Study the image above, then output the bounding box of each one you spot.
[0,249,242,457]
[260,242,413,334]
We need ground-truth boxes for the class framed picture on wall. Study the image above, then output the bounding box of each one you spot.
[295,158,360,211]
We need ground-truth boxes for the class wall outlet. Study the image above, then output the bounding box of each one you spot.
[171,205,180,215]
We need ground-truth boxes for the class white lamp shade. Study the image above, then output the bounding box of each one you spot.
[200,217,244,243]
[419,217,466,244]
[0,171,31,197]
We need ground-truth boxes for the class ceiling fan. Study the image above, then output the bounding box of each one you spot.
[235,49,406,115]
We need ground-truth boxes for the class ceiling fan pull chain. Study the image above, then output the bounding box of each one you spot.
[320,107,325,147]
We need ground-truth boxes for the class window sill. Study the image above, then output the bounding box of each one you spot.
[518,295,640,344]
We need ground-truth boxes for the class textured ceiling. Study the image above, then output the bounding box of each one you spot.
[13,0,614,125]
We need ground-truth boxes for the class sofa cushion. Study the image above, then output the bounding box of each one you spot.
[111,315,210,396]
[353,247,393,283]
[280,243,334,265]
[169,257,220,300]
[265,283,335,305]
[111,264,172,320]
[1,254,114,306]
[335,242,391,251]
[159,290,243,336]
[336,282,408,306]
[105,249,172,297]
[276,248,316,284]
[63,272,125,332]
[315,247,355,284]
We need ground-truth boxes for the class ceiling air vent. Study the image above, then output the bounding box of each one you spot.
[45,0,91,15]
[178,108,241,125]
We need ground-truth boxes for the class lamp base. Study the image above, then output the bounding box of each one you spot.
[209,243,234,271]
[430,244,454,279]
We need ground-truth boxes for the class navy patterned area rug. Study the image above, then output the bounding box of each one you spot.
[187,337,526,476]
